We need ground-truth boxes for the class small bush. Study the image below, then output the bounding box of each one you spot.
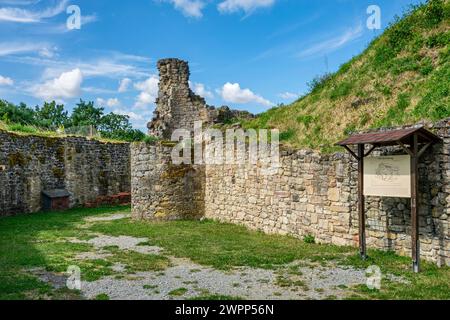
[303,234,316,244]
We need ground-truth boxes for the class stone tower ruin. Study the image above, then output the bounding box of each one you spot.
[147,58,215,139]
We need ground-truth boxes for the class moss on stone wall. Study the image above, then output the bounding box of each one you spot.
[161,165,192,179]
[8,152,27,167]
[52,167,65,179]
[56,146,65,162]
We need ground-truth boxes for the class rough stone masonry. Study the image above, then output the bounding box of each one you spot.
[0,131,130,216]
[132,58,449,266]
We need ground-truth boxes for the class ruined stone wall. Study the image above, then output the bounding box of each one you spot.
[148,59,215,139]
[0,130,130,216]
[131,142,205,220]
[148,59,253,139]
[204,120,450,266]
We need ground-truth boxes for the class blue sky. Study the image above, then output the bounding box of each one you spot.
[0,0,423,129]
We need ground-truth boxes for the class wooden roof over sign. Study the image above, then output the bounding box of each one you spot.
[336,126,441,147]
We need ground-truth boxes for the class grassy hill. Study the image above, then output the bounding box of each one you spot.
[241,0,450,152]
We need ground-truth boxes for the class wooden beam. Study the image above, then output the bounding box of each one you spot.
[358,144,367,260]
[397,140,414,157]
[411,134,420,273]
[344,145,360,160]
[364,145,377,158]
[418,142,432,159]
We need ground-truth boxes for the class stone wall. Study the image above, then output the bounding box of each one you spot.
[131,120,449,266]
[148,59,216,139]
[0,130,130,216]
[147,59,253,139]
[204,120,450,266]
[131,142,205,220]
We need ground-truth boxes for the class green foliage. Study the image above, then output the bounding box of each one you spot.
[303,234,315,244]
[0,98,147,142]
[35,101,68,129]
[70,100,104,128]
[0,100,35,125]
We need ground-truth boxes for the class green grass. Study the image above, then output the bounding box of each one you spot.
[0,206,449,300]
[89,219,352,270]
[0,205,131,299]
[168,288,188,296]
[95,293,110,300]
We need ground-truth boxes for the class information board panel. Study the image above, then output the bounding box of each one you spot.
[364,155,411,198]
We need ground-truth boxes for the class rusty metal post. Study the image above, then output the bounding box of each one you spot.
[411,134,420,273]
[358,144,367,259]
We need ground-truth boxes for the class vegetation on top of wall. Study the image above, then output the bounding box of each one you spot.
[0,99,153,143]
[239,0,450,152]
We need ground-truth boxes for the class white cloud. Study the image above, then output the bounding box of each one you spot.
[0,0,68,23]
[278,92,299,100]
[118,78,132,93]
[297,25,364,59]
[190,82,214,99]
[162,0,206,18]
[0,75,14,86]
[218,0,275,14]
[0,41,51,57]
[32,68,83,100]
[220,82,272,107]
[134,75,159,108]
[97,98,121,108]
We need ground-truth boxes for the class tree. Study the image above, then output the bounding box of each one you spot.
[35,101,69,129]
[98,112,146,142]
[0,100,36,125]
[70,100,104,128]
[98,113,132,133]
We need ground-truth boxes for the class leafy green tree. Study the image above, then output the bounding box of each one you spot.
[98,112,146,142]
[35,101,69,129]
[0,100,36,125]
[99,113,132,133]
[70,100,104,128]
